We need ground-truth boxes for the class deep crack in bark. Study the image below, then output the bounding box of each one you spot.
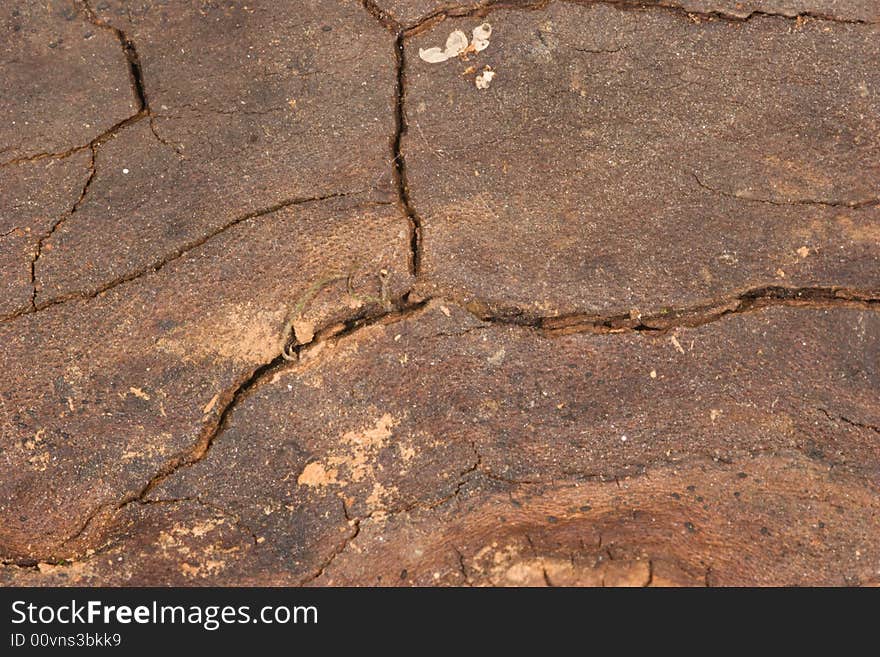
[5,0,879,575]
[0,2,151,169]
[359,2,423,277]
[57,293,431,554]
[78,1,148,114]
[458,285,880,335]
[18,1,160,314]
[298,518,362,586]
[394,32,424,277]
[47,282,880,556]
[818,408,880,437]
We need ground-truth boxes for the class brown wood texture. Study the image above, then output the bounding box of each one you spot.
[1,0,878,586]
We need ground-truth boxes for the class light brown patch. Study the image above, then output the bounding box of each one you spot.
[157,305,285,364]
[298,461,339,488]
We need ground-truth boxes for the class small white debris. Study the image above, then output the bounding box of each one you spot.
[445,29,469,56]
[419,24,492,63]
[670,335,685,354]
[419,29,468,63]
[620,435,628,442]
[471,23,492,52]
[650,369,657,379]
[487,347,506,366]
[475,68,495,89]
[122,168,129,174]
[418,47,449,63]
[797,246,810,258]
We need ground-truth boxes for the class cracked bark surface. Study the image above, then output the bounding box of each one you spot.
[33,0,399,305]
[0,1,138,166]
[0,194,411,560]
[1,0,879,586]
[3,303,879,584]
[405,3,879,316]
[374,0,879,27]
[0,152,93,317]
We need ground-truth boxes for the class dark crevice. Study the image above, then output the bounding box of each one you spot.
[361,0,402,31]
[120,36,148,112]
[299,519,361,586]
[393,32,423,277]
[465,285,880,336]
[1,2,152,170]
[818,408,880,437]
[0,559,40,570]
[58,356,289,554]
[148,117,182,154]
[6,0,878,577]
[41,282,880,555]
[361,0,876,279]
[78,1,149,114]
[359,1,422,277]
[18,1,158,313]
[0,111,148,170]
[453,547,473,585]
[524,536,549,588]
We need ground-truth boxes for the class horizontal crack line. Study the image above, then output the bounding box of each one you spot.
[9,284,879,558]
[692,172,879,209]
[475,285,880,335]
[66,284,876,545]
[396,0,875,34]
[0,112,147,170]
[568,1,876,26]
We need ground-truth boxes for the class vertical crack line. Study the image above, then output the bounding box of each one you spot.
[30,144,97,308]
[393,31,422,277]
[78,0,149,114]
[119,35,148,112]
